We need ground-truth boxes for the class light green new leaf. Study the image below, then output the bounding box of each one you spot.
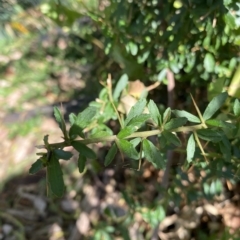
[78,155,87,173]
[143,139,164,168]
[76,107,97,128]
[113,74,129,100]
[72,141,96,159]
[206,119,236,129]
[47,154,65,197]
[116,139,139,160]
[29,158,44,174]
[233,99,240,117]
[162,131,181,147]
[204,53,215,73]
[124,98,147,126]
[54,149,73,160]
[54,107,68,138]
[164,117,187,130]
[104,143,118,166]
[197,129,223,142]
[187,134,195,163]
[203,92,228,120]
[172,110,200,123]
[148,100,161,125]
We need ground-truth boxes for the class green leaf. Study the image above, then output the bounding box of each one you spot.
[78,155,87,173]
[130,138,141,147]
[204,53,215,73]
[164,117,187,130]
[69,113,77,125]
[162,131,181,147]
[43,135,49,146]
[172,110,201,123]
[142,139,164,168]
[187,134,195,163]
[69,124,84,139]
[219,135,231,161]
[116,139,139,160]
[126,114,150,127]
[118,126,136,138]
[203,92,228,120]
[76,107,97,128]
[233,99,240,117]
[206,119,236,129]
[224,12,236,29]
[128,41,138,56]
[29,159,44,174]
[90,130,112,138]
[163,107,171,123]
[72,141,96,159]
[148,100,161,125]
[157,68,167,82]
[105,143,118,166]
[124,98,147,126]
[53,149,73,160]
[113,74,129,100]
[47,154,65,197]
[54,107,68,138]
[197,129,223,142]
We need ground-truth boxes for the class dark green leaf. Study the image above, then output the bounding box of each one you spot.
[164,117,187,130]
[113,74,129,100]
[204,53,215,73]
[143,139,164,168]
[206,119,236,129]
[105,143,118,166]
[162,131,181,147]
[76,107,97,128]
[78,155,87,173]
[187,134,195,163]
[172,110,200,123]
[54,107,68,138]
[233,99,240,117]
[203,92,228,120]
[148,100,161,125]
[197,129,223,142]
[124,98,147,126]
[69,124,84,139]
[72,141,96,159]
[53,149,73,160]
[47,154,65,197]
[116,139,139,160]
[29,159,44,174]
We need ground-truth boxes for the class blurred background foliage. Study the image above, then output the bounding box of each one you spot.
[1,0,240,239]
